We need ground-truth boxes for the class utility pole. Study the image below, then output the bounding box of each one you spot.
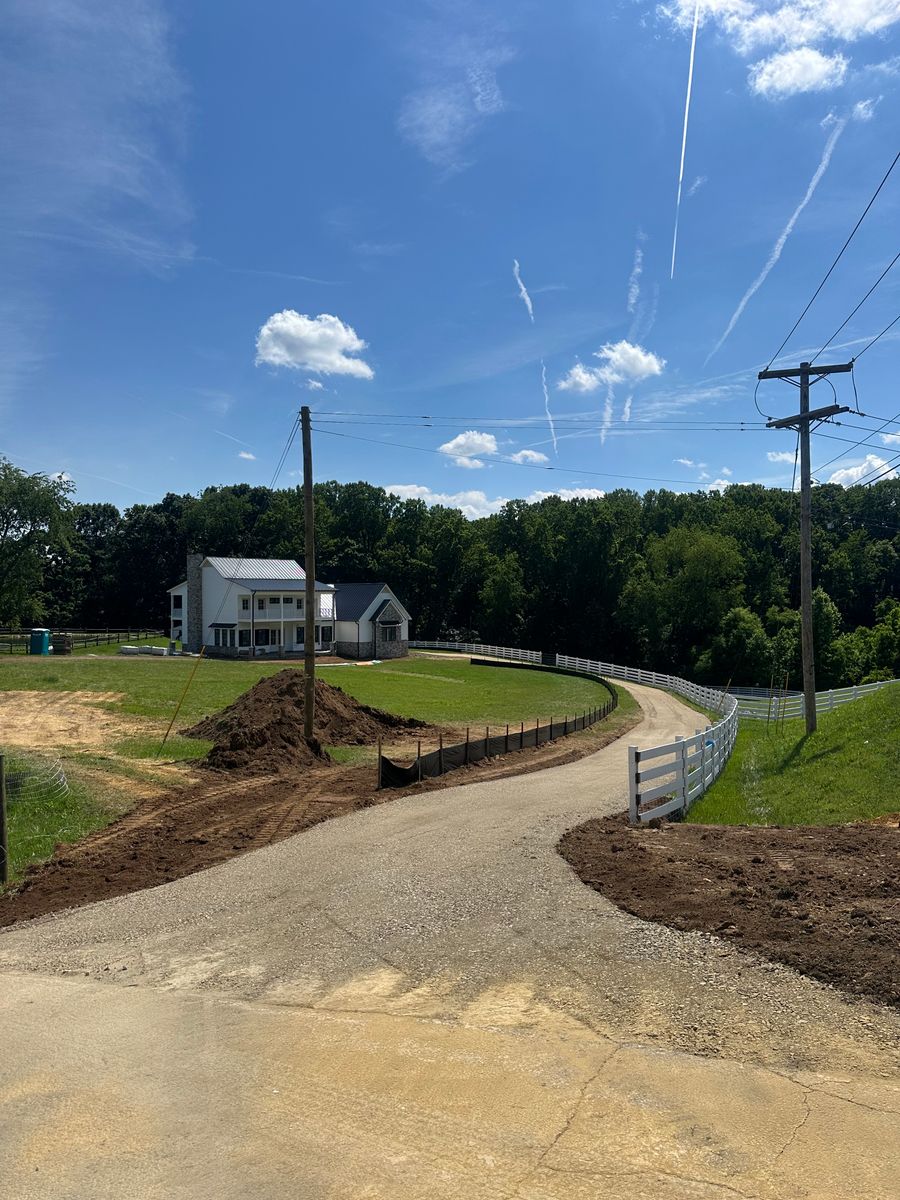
[758,360,851,734]
[301,406,316,742]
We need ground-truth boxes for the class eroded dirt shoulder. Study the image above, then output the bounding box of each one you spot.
[559,814,900,1009]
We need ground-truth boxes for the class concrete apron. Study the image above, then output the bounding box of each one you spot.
[1,683,898,1199]
[3,971,898,1200]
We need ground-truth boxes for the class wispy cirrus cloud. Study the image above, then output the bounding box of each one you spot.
[1,0,192,267]
[397,17,514,171]
[626,231,646,314]
[513,259,535,323]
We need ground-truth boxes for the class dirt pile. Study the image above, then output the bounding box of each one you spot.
[559,814,900,1010]
[185,669,425,772]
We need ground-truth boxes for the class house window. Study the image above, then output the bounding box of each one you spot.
[239,629,250,647]
[241,597,249,612]
[255,628,270,646]
[269,596,280,606]
[380,626,399,642]
[257,598,266,611]
[297,599,304,616]
[172,594,183,610]
[283,596,294,605]
[296,625,304,644]
[322,626,333,647]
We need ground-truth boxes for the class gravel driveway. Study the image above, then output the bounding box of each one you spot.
[1,682,898,1199]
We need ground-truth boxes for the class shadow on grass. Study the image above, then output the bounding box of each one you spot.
[779,735,843,772]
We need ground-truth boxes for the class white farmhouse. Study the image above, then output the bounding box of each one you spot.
[168,555,335,657]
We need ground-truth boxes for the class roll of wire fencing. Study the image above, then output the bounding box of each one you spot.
[1,752,71,874]
[377,660,617,789]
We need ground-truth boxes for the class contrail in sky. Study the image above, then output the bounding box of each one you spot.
[513,258,534,322]
[706,117,847,363]
[541,360,558,455]
[670,0,701,280]
[622,394,633,422]
[626,232,645,313]
[601,386,614,445]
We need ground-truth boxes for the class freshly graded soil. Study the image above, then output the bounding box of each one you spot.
[559,814,900,1009]
[185,670,426,772]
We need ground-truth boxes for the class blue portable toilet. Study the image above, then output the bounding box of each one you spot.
[29,628,51,655]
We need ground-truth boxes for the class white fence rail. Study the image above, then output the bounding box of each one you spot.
[733,678,899,720]
[411,641,737,822]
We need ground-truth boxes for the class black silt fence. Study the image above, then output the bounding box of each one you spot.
[377,658,617,789]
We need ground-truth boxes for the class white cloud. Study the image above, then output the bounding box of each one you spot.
[386,484,508,519]
[397,38,513,170]
[238,450,256,460]
[626,232,646,314]
[707,118,845,360]
[749,47,848,98]
[853,97,878,119]
[828,453,898,484]
[622,394,633,422]
[513,259,534,322]
[706,478,734,492]
[438,429,498,468]
[255,311,374,379]
[687,174,707,197]
[768,449,797,462]
[675,457,698,467]
[305,379,324,391]
[721,466,734,476]
[881,432,900,445]
[527,488,606,502]
[509,449,549,463]
[662,1,900,100]
[1,1,192,265]
[558,340,665,392]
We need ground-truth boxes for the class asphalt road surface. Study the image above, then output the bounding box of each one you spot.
[2,683,898,1199]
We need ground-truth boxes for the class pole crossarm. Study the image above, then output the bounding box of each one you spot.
[766,403,850,429]
[758,361,853,380]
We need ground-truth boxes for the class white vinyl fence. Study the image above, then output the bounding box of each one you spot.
[411,641,737,822]
[733,678,899,720]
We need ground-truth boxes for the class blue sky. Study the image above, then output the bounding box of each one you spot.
[3,0,900,517]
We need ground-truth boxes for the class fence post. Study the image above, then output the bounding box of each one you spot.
[627,745,639,824]
[0,754,7,886]
[377,736,382,790]
[675,735,687,815]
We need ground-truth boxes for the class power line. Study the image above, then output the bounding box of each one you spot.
[810,249,900,364]
[311,424,714,487]
[853,310,900,361]
[765,146,900,369]
[811,407,900,476]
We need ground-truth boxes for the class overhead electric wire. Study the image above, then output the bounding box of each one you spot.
[312,425,714,487]
[811,407,900,477]
[853,310,900,361]
[856,451,900,487]
[764,146,900,370]
[810,249,900,364]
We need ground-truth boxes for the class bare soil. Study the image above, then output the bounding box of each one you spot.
[1,703,640,927]
[185,671,426,772]
[0,690,140,749]
[559,814,900,1009]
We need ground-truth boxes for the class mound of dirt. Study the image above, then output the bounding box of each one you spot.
[559,814,900,1010]
[185,669,425,773]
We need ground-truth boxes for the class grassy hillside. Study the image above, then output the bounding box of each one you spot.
[688,684,900,826]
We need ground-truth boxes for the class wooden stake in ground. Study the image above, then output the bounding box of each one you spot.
[302,405,316,742]
[0,754,7,886]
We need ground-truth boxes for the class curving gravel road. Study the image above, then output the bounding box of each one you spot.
[1,683,898,1200]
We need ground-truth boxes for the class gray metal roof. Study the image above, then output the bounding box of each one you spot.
[228,578,332,592]
[204,557,306,581]
[334,583,409,621]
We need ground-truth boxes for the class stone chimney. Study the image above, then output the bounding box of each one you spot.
[186,553,204,652]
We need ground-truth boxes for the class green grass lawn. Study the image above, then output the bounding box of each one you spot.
[687,684,900,826]
[3,754,116,881]
[0,652,615,730]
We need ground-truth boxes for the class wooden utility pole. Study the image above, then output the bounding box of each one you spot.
[758,360,851,735]
[301,406,316,742]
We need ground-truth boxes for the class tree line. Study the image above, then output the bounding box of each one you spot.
[2,455,899,688]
